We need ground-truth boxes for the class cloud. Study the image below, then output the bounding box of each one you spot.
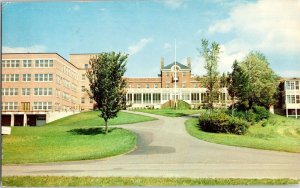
[163,42,172,50]
[3,45,47,53]
[128,38,153,56]
[73,4,80,11]
[162,0,185,9]
[208,0,300,53]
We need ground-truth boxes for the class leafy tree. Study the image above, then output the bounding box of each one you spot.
[199,39,221,111]
[228,52,278,110]
[86,52,127,134]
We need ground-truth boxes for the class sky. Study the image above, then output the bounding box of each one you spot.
[2,0,300,77]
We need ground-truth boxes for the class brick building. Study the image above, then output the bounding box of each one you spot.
[1,53,299,126]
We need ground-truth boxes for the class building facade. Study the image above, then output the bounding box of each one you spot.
[1,53,298,126]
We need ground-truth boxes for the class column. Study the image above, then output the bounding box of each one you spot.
[10,114,15,127]
[151,93,153,104]
[23,114,27,126]
[132,93,134,105]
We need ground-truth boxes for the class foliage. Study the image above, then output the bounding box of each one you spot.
[161,100,190,109]
[186,113,300,153]
[86,52,128,134]
[227,105,270,124]
[252,105,270,121]
[3,176,297,186]
[2,111,155,164]
[199,111,249,135]
[199,39,221,111]
[228,52,279,110]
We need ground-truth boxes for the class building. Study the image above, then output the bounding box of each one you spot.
[1,53,82,126]
[282,78,300,118]
[1,53,298,127]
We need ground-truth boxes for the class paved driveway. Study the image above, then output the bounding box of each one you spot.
[3,111,300,178]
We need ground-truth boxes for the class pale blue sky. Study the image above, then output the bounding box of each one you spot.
[3,0,300,77]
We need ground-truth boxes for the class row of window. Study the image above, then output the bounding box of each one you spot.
[2,74,53,82]
[2,88,53,96]
[55,90,77,104]
[81,97,94,104]
[286,95,300,104]
[1,102,18,110]
[56,75,77,92]
[286,81,300,90]
[165,72,187,77]
[62,66,78,80]
[2,59,54,68]
[128,83,200,89]
[33,102,52,110]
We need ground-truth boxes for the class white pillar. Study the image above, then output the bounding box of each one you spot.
[10,114,14,127]
[23,114,27,126]
[151,93,153,104]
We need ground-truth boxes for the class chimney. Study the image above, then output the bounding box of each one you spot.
[187,57,191,68]
[160,57,165,69]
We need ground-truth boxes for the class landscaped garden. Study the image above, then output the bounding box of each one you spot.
[3,111,156,164]
[186,113,300,153]
[2,176,297,186]
[133,108,204,117]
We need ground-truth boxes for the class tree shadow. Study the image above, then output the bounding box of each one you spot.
[68,127,117,135]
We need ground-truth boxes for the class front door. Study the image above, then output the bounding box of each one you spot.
[21,102,30,111]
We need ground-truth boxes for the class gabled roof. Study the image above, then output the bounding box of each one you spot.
[162,62,190,70]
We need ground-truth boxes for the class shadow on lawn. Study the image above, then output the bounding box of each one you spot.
[68,127,117,135]
[165,112,187,117]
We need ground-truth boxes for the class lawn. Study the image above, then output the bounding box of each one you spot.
[133,108,205,117]
[3,111,156,164]
[185,114,300,153]
[2,176,298,186]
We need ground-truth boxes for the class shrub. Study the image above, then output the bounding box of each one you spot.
[199,111,249,135]
[161,100,190,109]
[252,105,270,121]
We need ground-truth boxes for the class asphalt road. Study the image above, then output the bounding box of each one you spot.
[3,111,300,178]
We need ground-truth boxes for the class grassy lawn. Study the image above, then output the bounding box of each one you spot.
[133,108,205,117]
[3,111,156,164]
[185,114,300,153]
[2,176,298,186]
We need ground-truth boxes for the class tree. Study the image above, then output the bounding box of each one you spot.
[228,52,279,110]
[86,52,128,134]
[199,39,221,111]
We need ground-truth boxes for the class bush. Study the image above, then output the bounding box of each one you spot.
[252,105,270,121]
[199,111,249,135]
[161,100,190,109]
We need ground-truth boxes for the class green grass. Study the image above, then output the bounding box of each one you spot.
[2,176,298,186]
[133,108,205,117]
[185,114,300,153]
[3,111,156,164]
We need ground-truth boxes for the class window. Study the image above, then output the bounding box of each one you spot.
[134,93,142,104]
[2,60,5,68]
[192,93,200,103]
[182,83,186,88]
[286,81,295,90]
[153,93,161,103]
[296,81,299,90]
[137,84,141,88]
[84,64,88,69]
[4,60,20,68]
[82,74,85,80]
[82,86,86,92]
[1,102,18,110]
[81,98,85,104]
[287,95,295,104]
[166,72,169,77]
[33,88,53,96]
[23,60,32,67]
[56,90,60,98]
[146,84,150,89]
[22,74,31,82]
[162,93,170,100]
[2,74,19,82]
[35,59,54,67]
[90,98,93,103]
[143,93,151,104]
[182,93,190,100]
[154,84,158,88]
[296,95,300,103]
[22,88,30,96]
[34,74,53,82]
[2,88,18,96]
[33,102,52,110]
[183,72,186,77]
[194,83,198,88]
[166,83,170,88]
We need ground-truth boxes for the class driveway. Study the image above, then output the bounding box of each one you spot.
[3,111,300,178]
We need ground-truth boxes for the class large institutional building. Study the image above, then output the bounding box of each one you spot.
[1,53,299,126]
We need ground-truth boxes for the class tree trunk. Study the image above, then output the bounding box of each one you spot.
[105,120,108,134]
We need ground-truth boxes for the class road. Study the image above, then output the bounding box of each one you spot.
[3,111,300,179]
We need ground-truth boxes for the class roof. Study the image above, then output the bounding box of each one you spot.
[162,62,190,70]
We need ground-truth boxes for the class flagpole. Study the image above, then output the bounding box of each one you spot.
[174,39,177,109]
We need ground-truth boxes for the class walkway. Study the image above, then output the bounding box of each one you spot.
[3,111,300,178]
